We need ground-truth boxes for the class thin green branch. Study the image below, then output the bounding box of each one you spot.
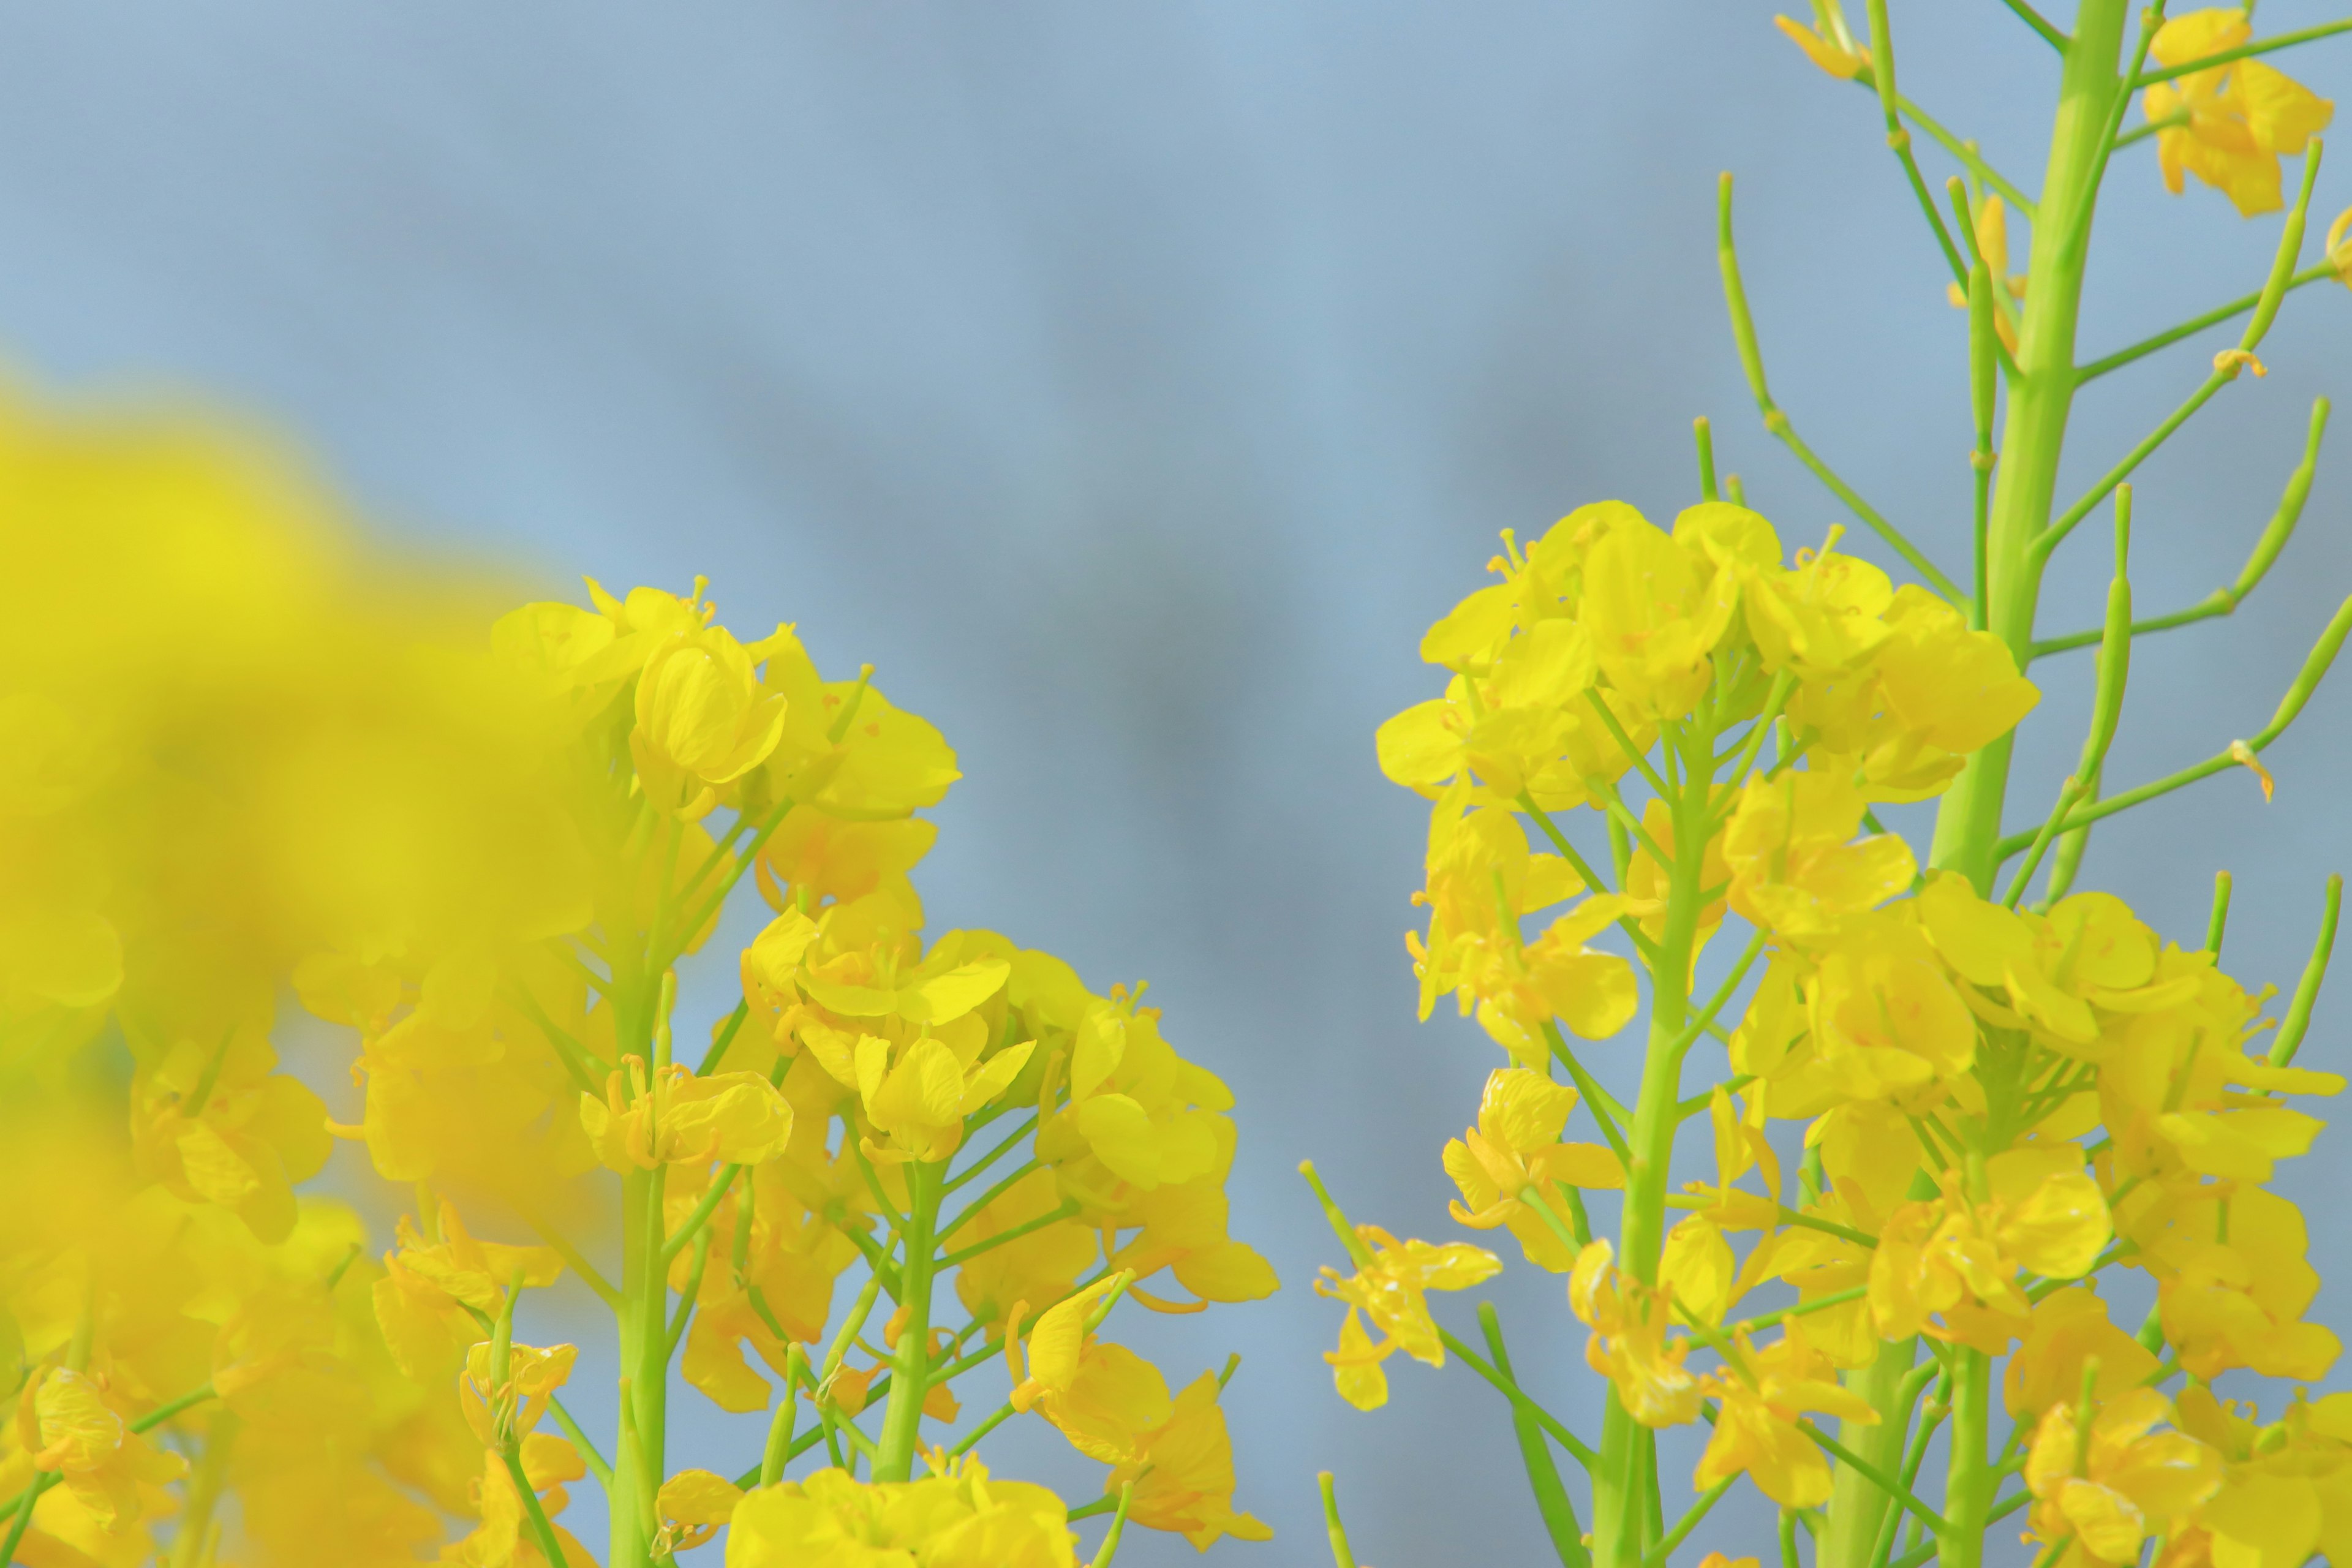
[2134,17,2352,87]
[1800,1420,1950,1536]
[1670,927,1770,1057]
[696,1000,752,1075]
[1997,593,2352,860]
[2000,0,2070,51]
[937,1199,1080,1270]
[1540,1021,1633,1163]
[2041,143,2324,560]
[1863,0,1969,285]
[1437,1325,1600,1471]
[1719,172,1967,603]
[662,1165,742,1264]
[2272,873,2344,1069]
[2078,263,2339,382]
[2035,396,2328,658]
[1515,793,1665,968]
[2116,105,2192,149]
[545,1396,612,1487]
[1481,1302,1591,1568]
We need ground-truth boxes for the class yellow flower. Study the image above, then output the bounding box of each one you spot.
[630,620,791,819]
[1406,797,1638,1062]
[2136,1186,2343,1382]
[1569,1240,1705,1427]
[1695,1324,1881,1507]
[1580,503,1739,720]
[1444,1067,1623,1272]
[1316,1226,1502,1392]
[2144,10,2335,216]
[458,1340,579,1449]
[1722,770,1916,939]
[1324,1307,1397,1412]
[15,1366,187,1532]
[655,1468,745,1554]
[1869,1156,2111,1352]
[578,1056,794,1170]
[2005,1288,2160,1422]
[2024,1389,2220,1564]
[2331,206,2352,286]
[726,1463,1079,1568]
[1103,1371,1275,1550]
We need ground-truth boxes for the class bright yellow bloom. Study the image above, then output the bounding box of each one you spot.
[1407,796,1638,1062]
[1569,1240,1705,1427]
[629,617,791,820]
[458,1340,578,1449]
[578,1057,794,1170]
[656,1468,746,1554]
[1444,1067,1623,1271]
[1103,1371,1274,1550]
[15,1366,186,1532]
[1695,1324,1880,1507]
[1722,771,1916,939]
[1316,1226,1501,1406]
[2024,1389,2220,1565]
[1580,503,1739,720]
[2145,10,2335,216]
[726,1463,1077,1568]
[2133,1186,2342,1382]
[1869,1156,2111,1352]
[2005,1288,2160,1420]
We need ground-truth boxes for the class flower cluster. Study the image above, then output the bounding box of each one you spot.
[1315,478,2350,1565]
[0,380,1273,1564]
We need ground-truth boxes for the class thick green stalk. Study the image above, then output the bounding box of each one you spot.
[612,1163,671,1567]
[1596,725,1711,1568]
[1817,1342,1916,1568]
[1929,0,2132,891]
[873,1162,941,1481]
[1938,1352,1996,1568]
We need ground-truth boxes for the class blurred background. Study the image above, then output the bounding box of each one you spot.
[4,2,2350,1561]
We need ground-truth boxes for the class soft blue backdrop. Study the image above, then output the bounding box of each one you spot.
[6,4,2350,1562]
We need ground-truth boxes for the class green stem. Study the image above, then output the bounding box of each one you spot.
[1938,1351,1995,1568]
[1929,0,2130,893]
[1596,723,1711,1568]
[872,1161,942,1482]
[1480,1302,1591,1568]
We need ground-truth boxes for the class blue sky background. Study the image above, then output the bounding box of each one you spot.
[6,4,2351,1562]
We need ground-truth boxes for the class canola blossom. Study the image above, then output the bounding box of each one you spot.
[0,385,1273,1564]
[1307,8,2352,1568]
